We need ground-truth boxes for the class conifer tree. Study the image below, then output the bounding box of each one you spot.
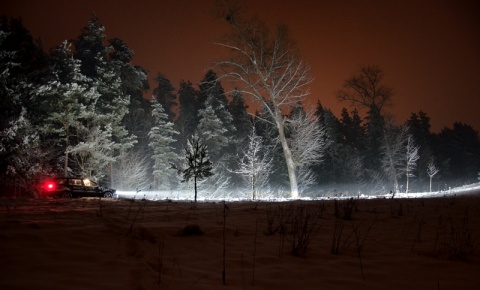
[337,65,392,179]
[228,89,251,143]
[148,100,180,190]
[180,134,213,203]
[73,14,137,183]
[153,73,177,122]
[34,40,99,177]
[197,102,229,161]
[176,80,198,147]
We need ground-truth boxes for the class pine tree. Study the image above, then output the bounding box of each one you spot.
[197,70,227,116]
[34,40,99,177]
[314,101,341,183]
[148,100,180,190]
[338,65,392,179]
[153,73,177,122]
[405,111,433,182]
[176,80,198,147]
[73,14,137,183]
[197,101,229,161]
[180,134,214,203]
[228,88,251,143]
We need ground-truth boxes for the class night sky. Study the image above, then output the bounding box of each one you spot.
[2,0,479,132]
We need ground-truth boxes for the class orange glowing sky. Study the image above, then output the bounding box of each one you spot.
[2,0,479,132]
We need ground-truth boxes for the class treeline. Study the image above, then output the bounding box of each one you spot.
[1,15,479,197]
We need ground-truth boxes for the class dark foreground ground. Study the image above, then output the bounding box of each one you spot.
[1,192,479,289]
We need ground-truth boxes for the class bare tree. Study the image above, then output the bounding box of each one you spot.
[405,134,420,193]
[337,65,394,178]
[287,109,326,193]
[113,149,150,191]
[337,65,393,118]
[426,159,440,192]
[215,5,312,198]
[381,124,408,195]
[236,125,273,199]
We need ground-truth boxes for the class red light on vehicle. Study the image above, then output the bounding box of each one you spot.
[44,181,56,191]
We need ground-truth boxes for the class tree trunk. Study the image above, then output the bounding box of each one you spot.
[251,174,255,200]
[275,113,299,198]
[64,127,69,177]
[110,162,114,188]
[406,172,410,194]
[194,175,197,203]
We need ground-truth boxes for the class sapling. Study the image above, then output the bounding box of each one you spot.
[172,134,213,203]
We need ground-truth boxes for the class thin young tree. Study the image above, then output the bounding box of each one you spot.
[215,5,313,198]
[426,160,440,192]
[405,134,420,193]
[179,134,214,203]
[236,125,273,199]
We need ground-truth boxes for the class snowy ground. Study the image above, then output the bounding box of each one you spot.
[116,183,480,202]
[1,185,479,289]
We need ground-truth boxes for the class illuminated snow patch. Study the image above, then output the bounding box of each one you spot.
[114,183,480,202]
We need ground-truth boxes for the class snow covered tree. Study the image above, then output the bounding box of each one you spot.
[287,108,326,193]
[197,70,228,118]
[34,40,99,177]
[405,111,433,182]
[113,149,150,191]
[314,101,342,183]
[0,18,54,191]
[236,125,273,199]
[0,107,56,192]
[73,14,137,183]
[215,6,313,198]
[426,159,440,192]
[110,37,149,150]
[381,124,409,195]
[70,124,115,179]
[148,100,180,190]
[196,96,237,191]
[197,101,229,161]
[179,134,214,203]
[405,134,420,193]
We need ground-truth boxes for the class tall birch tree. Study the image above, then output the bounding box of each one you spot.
[215,5,312,198]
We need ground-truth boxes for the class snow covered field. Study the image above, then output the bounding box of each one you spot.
[1,186,479,289]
